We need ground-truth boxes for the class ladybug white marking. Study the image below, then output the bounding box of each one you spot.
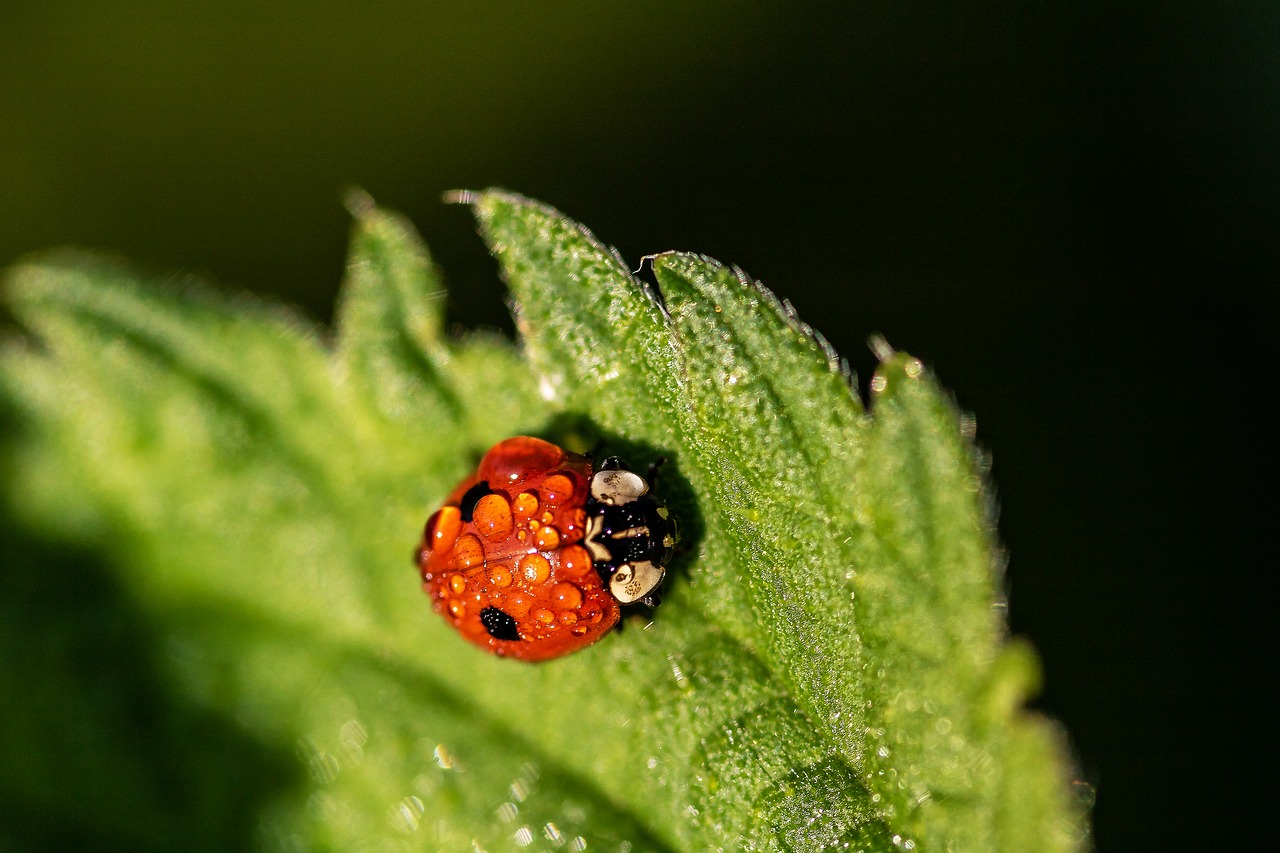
[590,469,649,505]
[609,560,665,604]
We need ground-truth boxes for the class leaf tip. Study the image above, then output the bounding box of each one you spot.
[342,185,377,218]
[466,188,553,226]
[868,346,930,399]
[342,189,400,248]
[869,336,935,399]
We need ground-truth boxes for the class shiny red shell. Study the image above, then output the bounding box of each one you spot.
[416,436,620,662]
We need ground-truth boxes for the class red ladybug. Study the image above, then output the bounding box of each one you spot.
[416,436,674,662]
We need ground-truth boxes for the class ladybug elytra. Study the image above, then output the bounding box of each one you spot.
[416,436,674,662]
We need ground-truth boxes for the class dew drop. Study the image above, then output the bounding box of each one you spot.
[542,474,575,506]
[551,582,583,610]
[519,553,552,584]
[535,525,562,549]
[339,718,367,765]
[426,506,463,555]
[474,493,515,540]
[452,534,485,569]
[513,491,540,517]
[307,750,340,785]
[390,796,424,833]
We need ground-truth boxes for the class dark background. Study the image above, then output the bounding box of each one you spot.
[3,2,1273,849]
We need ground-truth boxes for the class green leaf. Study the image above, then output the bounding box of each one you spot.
[1,192,1088,851]
[334,189,460,428]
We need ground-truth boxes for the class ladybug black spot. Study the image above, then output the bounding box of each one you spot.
[459,481,494,522]
[479,606,521,641]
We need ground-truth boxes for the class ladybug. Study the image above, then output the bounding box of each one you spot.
[416,436,675,662]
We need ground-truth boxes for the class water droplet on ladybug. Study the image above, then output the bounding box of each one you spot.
[558,545,592,577]
[506,591,536,617]
[518,553,551,584]
[550,582,583,611]
[513,491,540,518]
[535,526,561,550]
[452,534,485,569]
[541,474,574,506]
[425,506,462,555]
[473,493,514,540]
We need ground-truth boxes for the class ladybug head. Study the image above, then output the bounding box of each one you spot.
[584,459,673,607]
